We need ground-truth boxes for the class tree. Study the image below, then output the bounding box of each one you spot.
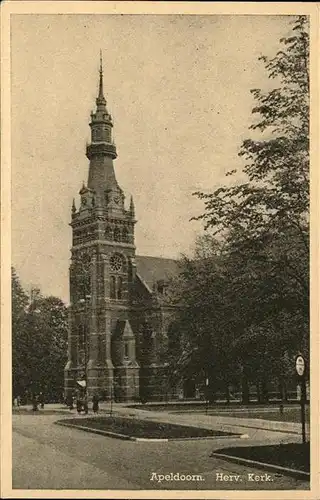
[12,269,68,401]
[194,16,309,248]
[193,16,309,399]
[163,235,243,401]
[12,268,29,397]
[167,17,309,402]
[25,294,68,400]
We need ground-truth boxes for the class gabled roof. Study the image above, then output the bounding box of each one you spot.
[135,255,179,290]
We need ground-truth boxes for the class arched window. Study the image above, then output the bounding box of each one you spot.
[104,126,111,143]
[122,227,129,242]
[117,276,123,299]
[124,341,129,358]
[114,227,120,242]
[110,276,116,299]
[105,226,112,240]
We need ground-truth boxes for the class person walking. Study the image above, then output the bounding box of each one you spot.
[32,394,38,411]
[83,393,89,415]
[92,393,99,413]
[66,393,74,410]
[76,396,82,414]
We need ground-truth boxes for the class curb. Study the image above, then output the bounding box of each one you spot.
[55,421,134,440]
[55,421,248,442]
[112,410,303,436]
[169,434,248,441]
[210,452,310,481]
[220,421,302,435]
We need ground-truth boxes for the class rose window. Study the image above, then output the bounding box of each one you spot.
[110,254,123,272]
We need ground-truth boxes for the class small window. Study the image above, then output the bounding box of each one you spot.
[110,276,116,299]
[122,227,129,242]
[105,226,112,240]
[124,342,129,358]
[114,227,120,242]
[117,276,123,299]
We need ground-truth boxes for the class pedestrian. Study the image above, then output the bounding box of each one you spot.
[66,393,74,410]
[32,394,38,411]
[92,393,99,413]
[76,397,82,414]
[38,392,45,409]
[17,395,21,407]
[83,393,89,415]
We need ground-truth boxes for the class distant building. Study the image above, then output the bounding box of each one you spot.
[64,58,179,401]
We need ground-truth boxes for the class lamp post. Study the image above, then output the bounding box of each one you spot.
[76,257,91,395]
[78,294,91,390]
[205,376,209,415]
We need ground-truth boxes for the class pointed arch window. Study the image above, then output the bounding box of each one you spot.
[110,276,116,299]
[95,128,103,141]
[124,341,129,358]
[105,226,112,240]
[114,227,121,242]
[117,276,123,299]
[122,227,129,243]
[104,126,111,143]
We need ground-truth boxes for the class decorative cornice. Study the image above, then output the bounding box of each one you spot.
[70,215,136,228]
[70,240,136,251]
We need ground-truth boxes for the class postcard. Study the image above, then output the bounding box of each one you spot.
[1,2,319,499]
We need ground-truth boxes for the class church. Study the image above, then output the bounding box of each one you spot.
[64,59,180,402]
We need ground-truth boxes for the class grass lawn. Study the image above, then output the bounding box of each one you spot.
[13,409,69,416]
[209,407,310,423]
[60,416,239,439]
[131,404,309,423]
[214,442,310,472]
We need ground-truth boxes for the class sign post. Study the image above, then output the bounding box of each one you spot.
[295,355,307,444]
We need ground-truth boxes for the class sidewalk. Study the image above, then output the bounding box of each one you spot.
[17,402,308,438]
[98,402,308,437]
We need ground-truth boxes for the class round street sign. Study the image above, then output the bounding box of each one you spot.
[295,355,305,377]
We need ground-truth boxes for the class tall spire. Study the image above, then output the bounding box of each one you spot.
[96,50,106,107]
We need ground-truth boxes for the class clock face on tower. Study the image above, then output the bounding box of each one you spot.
[110,254,123,272]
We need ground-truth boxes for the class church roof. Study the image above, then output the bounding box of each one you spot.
[135,255,179,289]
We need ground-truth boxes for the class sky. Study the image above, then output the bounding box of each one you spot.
[11,13,294,303]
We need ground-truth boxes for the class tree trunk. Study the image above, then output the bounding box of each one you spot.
[209,384,216,404]
[261,379,269,403]
[256,382,261,403]
[225,383,230,404]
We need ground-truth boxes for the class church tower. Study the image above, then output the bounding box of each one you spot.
[64,54,140,401]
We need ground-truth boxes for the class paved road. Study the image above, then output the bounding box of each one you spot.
[12,411,309,491]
